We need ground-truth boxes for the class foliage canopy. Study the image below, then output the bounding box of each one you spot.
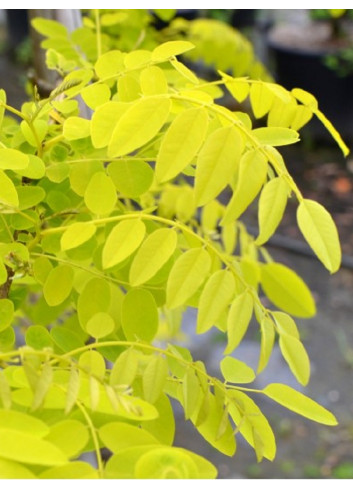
[0,9,346,479]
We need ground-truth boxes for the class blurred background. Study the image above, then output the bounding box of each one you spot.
[0,8,352,479]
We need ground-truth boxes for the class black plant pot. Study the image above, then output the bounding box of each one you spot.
[231,9,256,29]
[267,37,353,143]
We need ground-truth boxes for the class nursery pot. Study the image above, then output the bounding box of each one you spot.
[267,30,353,142]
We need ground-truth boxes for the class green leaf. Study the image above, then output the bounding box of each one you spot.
[0,261,6,286]
[220,357,255,384]
[77,277,111,329]
[191,393,236,456]
[88,376,100,411]
[143,356,168,404]
[152,41,195,60]
[0,170,19,207]
[272,311,299,338]
[291,88,318,110]
[170,59,199,84]
[279,333,310,385]
[0,372,11,409]
[124,50,151,69]
[249,82,275,118]
[228,390,276,461]
[31,17,68,38]
[99,422,159,453]
[154,9,176,21]
[21,119,47,146]
[65,367,80,414]
[31,363,53,410]
[95,50,124,79]
[108,97,171,157]
[33,256,53,285]
[182,369,201,420]
[224,77,250,103]
[107,159,154,197]
[263,384,338,425]
[256,177,289,245]
[0,458,35,479]
[141,394,175,446]
[86,312,115,339]
[79,350,106,379]
[61,222,96,251]
[297,199,341,273]
[16,186,45,210]
[166,248,211,309]
[51,326,83,353]
[129,228,177,286]
[195,126,244,206]
[0,148,29,170]
[0,428,68,466]
[81,83,111,109]
[121,288,158,342]
[45,420,89,458]
[43,265,74,307]
[225,291,253,354]
[39,461,98,479]
[222,149,268,224]
[84,172,117,215]
[135,446,199,479]
[110,348,140,387]
[140,66,168,95]
[104,446,155,478]
[0,299,14,332]
[91,101,130,148]
[261,263,316,318]
[63,117,91,140]
[252,127,300,146]
[197,270,236,334]
[156,107,209,182]
[117,74,140,102]
[257,317,276,374]
[102,219,146,269]
[0,409,49,437]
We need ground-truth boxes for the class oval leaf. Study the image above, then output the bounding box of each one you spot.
[225,292,254,354]
[84,172,117,215]
[297,199,341,273]
[263,384,338,425]
[121,288,158,342]
[43,265,74,307]
[0,170,19,207]
[143,356,168,404]
[102,219,146,269]
[129,228,177,286]
[108,97,171,157]
[166,248,211,309]
[0,428,68,466]
[220,357,255,384]
[61,222,96,251]
[222,149,268,225]
[156,107,209,182]
[195,126,244,206]
[152,41,195,60]
[99,422,159,453]
[256,177,289,245]
[261,263,316,318]
[252,127,299,146]
[197,270,236,334]
[279,333,310,386]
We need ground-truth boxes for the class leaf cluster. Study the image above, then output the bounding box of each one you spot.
[0,9,346,479]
